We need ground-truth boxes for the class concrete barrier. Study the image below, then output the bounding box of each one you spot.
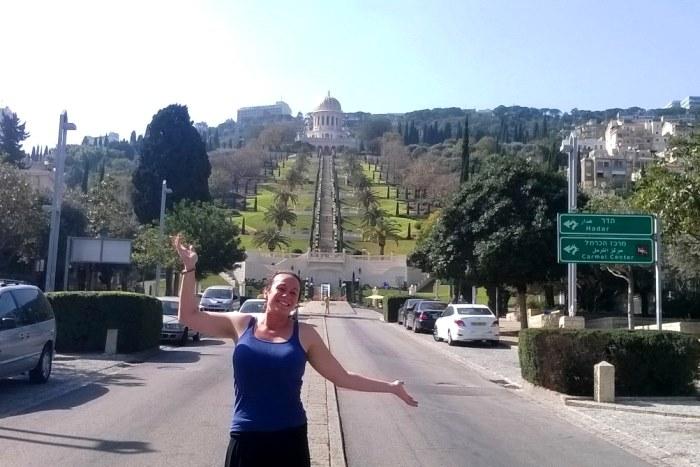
[634,321,700,336]
[594,361,615,403]
[104,329,118,355]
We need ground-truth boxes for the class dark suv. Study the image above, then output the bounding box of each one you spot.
[0,281,56,383]
[405,300,448,333]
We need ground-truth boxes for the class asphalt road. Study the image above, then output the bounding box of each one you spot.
[0,339,233,467]
[328,307,651,467]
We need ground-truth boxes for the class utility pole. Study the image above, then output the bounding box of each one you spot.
[154,180,173,296]
[45,112,76,292]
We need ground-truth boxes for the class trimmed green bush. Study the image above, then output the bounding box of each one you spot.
[47,292,162,353]
[384,295,411,323]
[519,328,700,396]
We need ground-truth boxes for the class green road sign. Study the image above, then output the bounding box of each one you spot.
[558,236,655,264]
[558,213,653,236]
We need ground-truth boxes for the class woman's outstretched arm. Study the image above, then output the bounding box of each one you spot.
[301,324,418,407]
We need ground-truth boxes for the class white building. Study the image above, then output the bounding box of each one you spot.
[300,93,358,154]
[237,101,292,126]
[680,96,700,110]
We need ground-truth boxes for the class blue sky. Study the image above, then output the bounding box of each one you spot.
[2,0,698,148]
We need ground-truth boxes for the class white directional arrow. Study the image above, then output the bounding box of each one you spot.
[563,220,579,230]
[563,244,579,256]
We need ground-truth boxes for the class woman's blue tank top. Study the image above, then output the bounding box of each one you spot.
[231,316,307,432]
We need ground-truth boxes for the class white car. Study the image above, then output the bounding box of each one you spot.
[433,304,499,346]
[158,296,200,345]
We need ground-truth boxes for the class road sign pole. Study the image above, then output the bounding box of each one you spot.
[567,132,578,317]
[654,216,663,330]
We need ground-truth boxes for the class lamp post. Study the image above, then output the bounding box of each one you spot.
[561,132,579,317]
[154,180,173,297]
[45,111,76,292]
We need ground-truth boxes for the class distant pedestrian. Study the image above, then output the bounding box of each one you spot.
[172,234,417,467]
[324,294,330,315]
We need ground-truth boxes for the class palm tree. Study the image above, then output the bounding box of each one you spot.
[285,168,305,192]
[362,217,401,255]
[355,186,378,211]
[361,205,385,228]
[252,226,290,252]
[263,202,297,231]
[273,185,298,208]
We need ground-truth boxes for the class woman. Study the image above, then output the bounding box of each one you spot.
[172,234,417,467]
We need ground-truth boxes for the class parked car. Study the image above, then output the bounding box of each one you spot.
[158,296,200,345]
[405,300,448,333]
[433,304,499,346]
[0,281,56,383]
[397,298,423,325]
[237,298,265,314]
[199,286,238,312]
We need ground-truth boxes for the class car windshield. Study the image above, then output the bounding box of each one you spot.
[239,300,265,313]
[161,301,179,316]
[457,307,494,316]
[203,289,233,299]
[419,302,447,311]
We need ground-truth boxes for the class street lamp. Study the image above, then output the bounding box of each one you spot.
[154,180,173,296]
[45,111,76,292]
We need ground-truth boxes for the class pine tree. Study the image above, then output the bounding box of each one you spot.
[130,131,137,146]
[99,159,106,182]
[132,104,212,223]
[0,111,30,166]
[444,122,452,140]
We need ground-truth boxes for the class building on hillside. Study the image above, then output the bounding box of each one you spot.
[299,92,358,154]
[237,101,292,126]
[681,96,700,110]
[568,114,698,189]
[83,132,120,146]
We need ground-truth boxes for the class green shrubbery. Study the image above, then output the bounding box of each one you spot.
[47,292,162,353]
[519,329,700,396]
[384,296,410,323]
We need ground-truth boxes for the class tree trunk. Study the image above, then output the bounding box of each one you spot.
[640,291,649,317]
[627,267,635,330]
[517,284,528,329]
[165,267,174,296]
[544,284,555,308]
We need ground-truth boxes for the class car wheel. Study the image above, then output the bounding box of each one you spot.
[433,327,441,342]
[29,343,53,384]
[447,331,455,346]
[179,328,189,346]
[193,333,200,342]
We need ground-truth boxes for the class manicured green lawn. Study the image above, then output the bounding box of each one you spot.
[199,273,231,289]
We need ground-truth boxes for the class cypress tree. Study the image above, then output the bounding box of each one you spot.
[460,113,470,184]
[241,217,246,234]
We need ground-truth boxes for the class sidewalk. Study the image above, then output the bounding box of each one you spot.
[372,307,700,467]
[299,300,347,467]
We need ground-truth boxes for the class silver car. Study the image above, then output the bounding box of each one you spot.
[0,282,56,383]
[199,286,238,312]
[158,296,200,345]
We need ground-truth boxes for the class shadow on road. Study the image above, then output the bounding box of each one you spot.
[0,425,157,454]
[144,350,203,364]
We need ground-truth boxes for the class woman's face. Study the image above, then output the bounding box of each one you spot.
[266,274,300,314]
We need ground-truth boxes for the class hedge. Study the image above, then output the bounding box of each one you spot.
[384,295,411,323]
[519,328,700,396]
[47,292,162,353]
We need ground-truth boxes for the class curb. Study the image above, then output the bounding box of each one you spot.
[563,397,700,419]
[322,315,348,467]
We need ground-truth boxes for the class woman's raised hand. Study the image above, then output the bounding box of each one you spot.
[171,233,198,271]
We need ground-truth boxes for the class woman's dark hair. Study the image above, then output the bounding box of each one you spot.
[264,271,303,301]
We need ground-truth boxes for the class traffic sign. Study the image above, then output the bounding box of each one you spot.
[558,213,653,237]
[558,236,654,265]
